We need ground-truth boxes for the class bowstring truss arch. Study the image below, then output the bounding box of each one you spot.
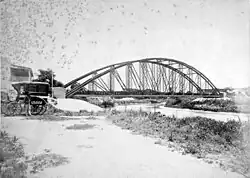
[64,58,220,98]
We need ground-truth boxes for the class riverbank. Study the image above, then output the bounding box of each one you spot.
[108,110,250,177]
[108,96,250,114]
[115,103,250,122]
[164,97,250,113]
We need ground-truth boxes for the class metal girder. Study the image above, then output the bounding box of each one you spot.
[143,63,156,90]
[147,63,159,91]
[178,64,185,93]
[130,64,142,90]
[158,65,169,92]
[108,66,115,92]
[143,61,204,94]
[66,58,220,97]
[93,81,107,91]
[155,61,162,91]
[113,69,126,90]
[139,62,151,90]
[125,63,142,90]
[88,72,97,91]
[126,64,132,89]
[97,77,109,91]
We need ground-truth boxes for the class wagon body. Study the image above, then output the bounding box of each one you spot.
[12,81,50,102]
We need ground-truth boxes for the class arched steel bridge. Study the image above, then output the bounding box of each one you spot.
[64,58,221,98]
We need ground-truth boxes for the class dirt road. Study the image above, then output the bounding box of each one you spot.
[2,116,243,178]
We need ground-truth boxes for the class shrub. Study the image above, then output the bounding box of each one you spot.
[99,101,114,108]
[165,97,239,113]
[0,131,27,178]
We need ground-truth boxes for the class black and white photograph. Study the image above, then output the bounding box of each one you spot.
[0,0,250,177]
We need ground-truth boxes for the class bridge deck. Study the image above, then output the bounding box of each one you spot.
[73,94,222,98]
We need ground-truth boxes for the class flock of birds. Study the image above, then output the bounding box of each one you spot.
[1,0,245,68]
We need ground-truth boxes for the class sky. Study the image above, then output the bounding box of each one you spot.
[2,0,250,88]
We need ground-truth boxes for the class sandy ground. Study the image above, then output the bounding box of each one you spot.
[49,98,103,112]
[1,115,244,178]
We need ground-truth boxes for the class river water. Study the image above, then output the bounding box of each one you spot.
[114,103,250,122]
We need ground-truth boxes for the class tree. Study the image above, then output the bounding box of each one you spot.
[33,68,64,87]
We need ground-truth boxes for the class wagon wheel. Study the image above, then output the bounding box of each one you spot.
[29,97,48,116]
[1,101,10,116]
[5,101,22,116]
[30,104,44,116]
[38,103,48,115]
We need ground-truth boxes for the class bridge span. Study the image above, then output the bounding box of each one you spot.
[64,58,222,98]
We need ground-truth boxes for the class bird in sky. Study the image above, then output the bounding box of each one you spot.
[144,27,148,35]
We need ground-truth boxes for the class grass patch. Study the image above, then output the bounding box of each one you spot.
[0,131,70,176]
[44,104,106,117]
[0,131,28,178]
[164,97,239,113]
[27,152,69,174]
[108,110,250,177]
[26,115,82,121]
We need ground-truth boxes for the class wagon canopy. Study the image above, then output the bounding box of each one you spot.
[11,81,50,96]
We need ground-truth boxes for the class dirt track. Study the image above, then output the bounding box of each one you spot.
[2,116,243,178]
